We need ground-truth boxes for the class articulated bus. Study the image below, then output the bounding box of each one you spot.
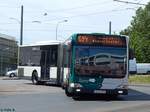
[62,33,129,98]
[18,41,63,85]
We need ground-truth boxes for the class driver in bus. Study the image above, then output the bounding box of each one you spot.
[109,58,119,75]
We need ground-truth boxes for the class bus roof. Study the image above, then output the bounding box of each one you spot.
[70,33,128,38]
[20,40,62,47]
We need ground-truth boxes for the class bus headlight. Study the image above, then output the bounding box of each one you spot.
[70,83,75,87]
[70,83,83,88]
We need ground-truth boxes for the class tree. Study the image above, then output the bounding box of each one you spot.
[120,2,150,63]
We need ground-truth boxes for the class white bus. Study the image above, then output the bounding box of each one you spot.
[18,41,64,85]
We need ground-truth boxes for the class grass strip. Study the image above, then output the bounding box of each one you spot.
[129,75,150,84]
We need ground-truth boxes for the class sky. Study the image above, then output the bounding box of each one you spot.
[0,0,149,45]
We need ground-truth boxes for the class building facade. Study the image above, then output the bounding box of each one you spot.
[0,33,18,76]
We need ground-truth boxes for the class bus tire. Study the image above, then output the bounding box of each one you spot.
[9,73,15,78]
[32,71,39,85]
[65,87,72,97]
[61,83,65,90]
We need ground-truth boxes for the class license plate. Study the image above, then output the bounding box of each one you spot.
[94,90,106,94]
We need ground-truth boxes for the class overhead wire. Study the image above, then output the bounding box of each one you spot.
[1,8,134,25]
[0,0,138,34]
[42,7,136,22]
[25,0,111,14]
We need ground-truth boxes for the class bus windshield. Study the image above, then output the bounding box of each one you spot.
[75,46,127,78]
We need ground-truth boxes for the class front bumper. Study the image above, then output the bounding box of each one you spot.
[70,88,128,95]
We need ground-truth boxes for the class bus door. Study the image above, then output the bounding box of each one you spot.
[40,50,50,80]
[49,46,58,82]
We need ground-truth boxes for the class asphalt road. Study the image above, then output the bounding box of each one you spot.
[0,78,150,112]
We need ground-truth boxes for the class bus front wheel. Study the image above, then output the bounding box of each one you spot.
[65,87,72,97]
[32,71,38,85]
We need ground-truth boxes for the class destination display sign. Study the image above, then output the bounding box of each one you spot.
[77,35,126,47]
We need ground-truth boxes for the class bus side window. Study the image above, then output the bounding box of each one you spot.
[62,45,71,80]
[50,47,58,66]
[66,46,71,75]
[31,50,41,66]
[62,47,68,68]
[51,50,57,66]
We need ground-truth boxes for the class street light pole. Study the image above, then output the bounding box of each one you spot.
[56,20,68,40]
[109,21,111,35]
[20,5,24,45]
[10,5,24,45]
[10,16,41,45]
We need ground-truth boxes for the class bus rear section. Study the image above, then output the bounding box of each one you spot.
[63,34,129,97]
[18,42,63,85]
